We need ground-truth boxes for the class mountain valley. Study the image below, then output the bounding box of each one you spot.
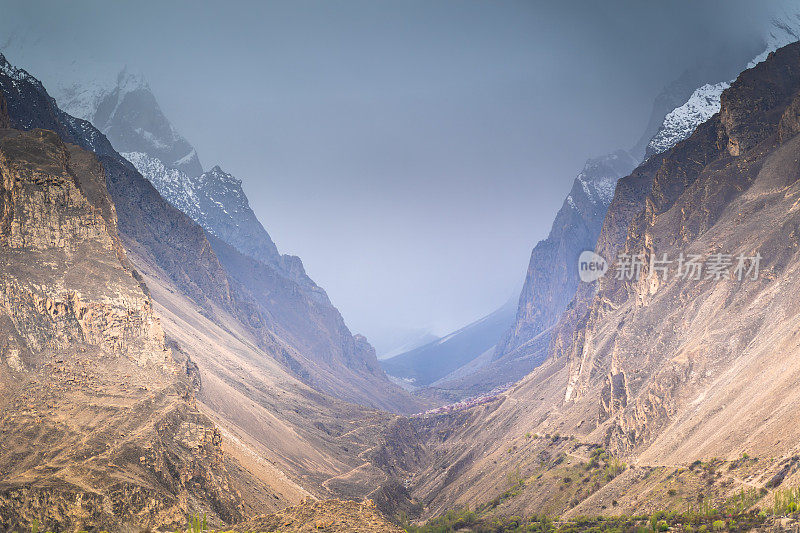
[4,7,800,533]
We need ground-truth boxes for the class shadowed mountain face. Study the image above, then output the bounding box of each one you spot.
[374,41,800,521]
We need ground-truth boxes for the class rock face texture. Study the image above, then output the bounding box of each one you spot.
[645,82,730,157]
[47,60,409,413]
[124,153,281,264]
[0,56,423,529]
[0,128,241,530]
[0,90,9,129]
[582,42,800,456]
[643,14,800,160]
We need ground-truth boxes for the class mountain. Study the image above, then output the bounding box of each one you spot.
[643,12,800,159]
[479,22,786,401]
[123,153,281,264]
[381,299,516,390]
[30,59,418,414]
[645,81,730,157]
[0,54,423,530]
[373,39,800,523]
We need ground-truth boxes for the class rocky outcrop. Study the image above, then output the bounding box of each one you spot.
[642,14,800,160]
[494,151,637,375]
[0,128,241,530]
[0,55,250,325]
[645,82,730,157]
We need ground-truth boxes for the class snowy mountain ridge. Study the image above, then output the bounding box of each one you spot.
[123,151,281,264]
[646,12,800,158]
[646,82,730,156]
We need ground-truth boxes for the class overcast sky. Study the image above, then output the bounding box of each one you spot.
[0,1,786,349]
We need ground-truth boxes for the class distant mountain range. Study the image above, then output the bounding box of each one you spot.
[381,299,516,390]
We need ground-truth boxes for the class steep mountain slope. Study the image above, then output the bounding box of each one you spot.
[475,20,789,402]
[0,54,255,333]
[122,152,281,264]
[379,41,800,522]
[381,299,516,390]
[207,234,416,411]
[560,40,800,458]
[645,82,730,157]
[0,122,241,530]
[53,63,411,413]
[130,246,422,521]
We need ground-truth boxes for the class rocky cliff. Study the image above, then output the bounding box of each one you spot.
[0,127,241,530]
[0,59,422,529]
[570,41,800,457]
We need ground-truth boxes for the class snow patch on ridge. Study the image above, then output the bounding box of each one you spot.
[647,82,729,156]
